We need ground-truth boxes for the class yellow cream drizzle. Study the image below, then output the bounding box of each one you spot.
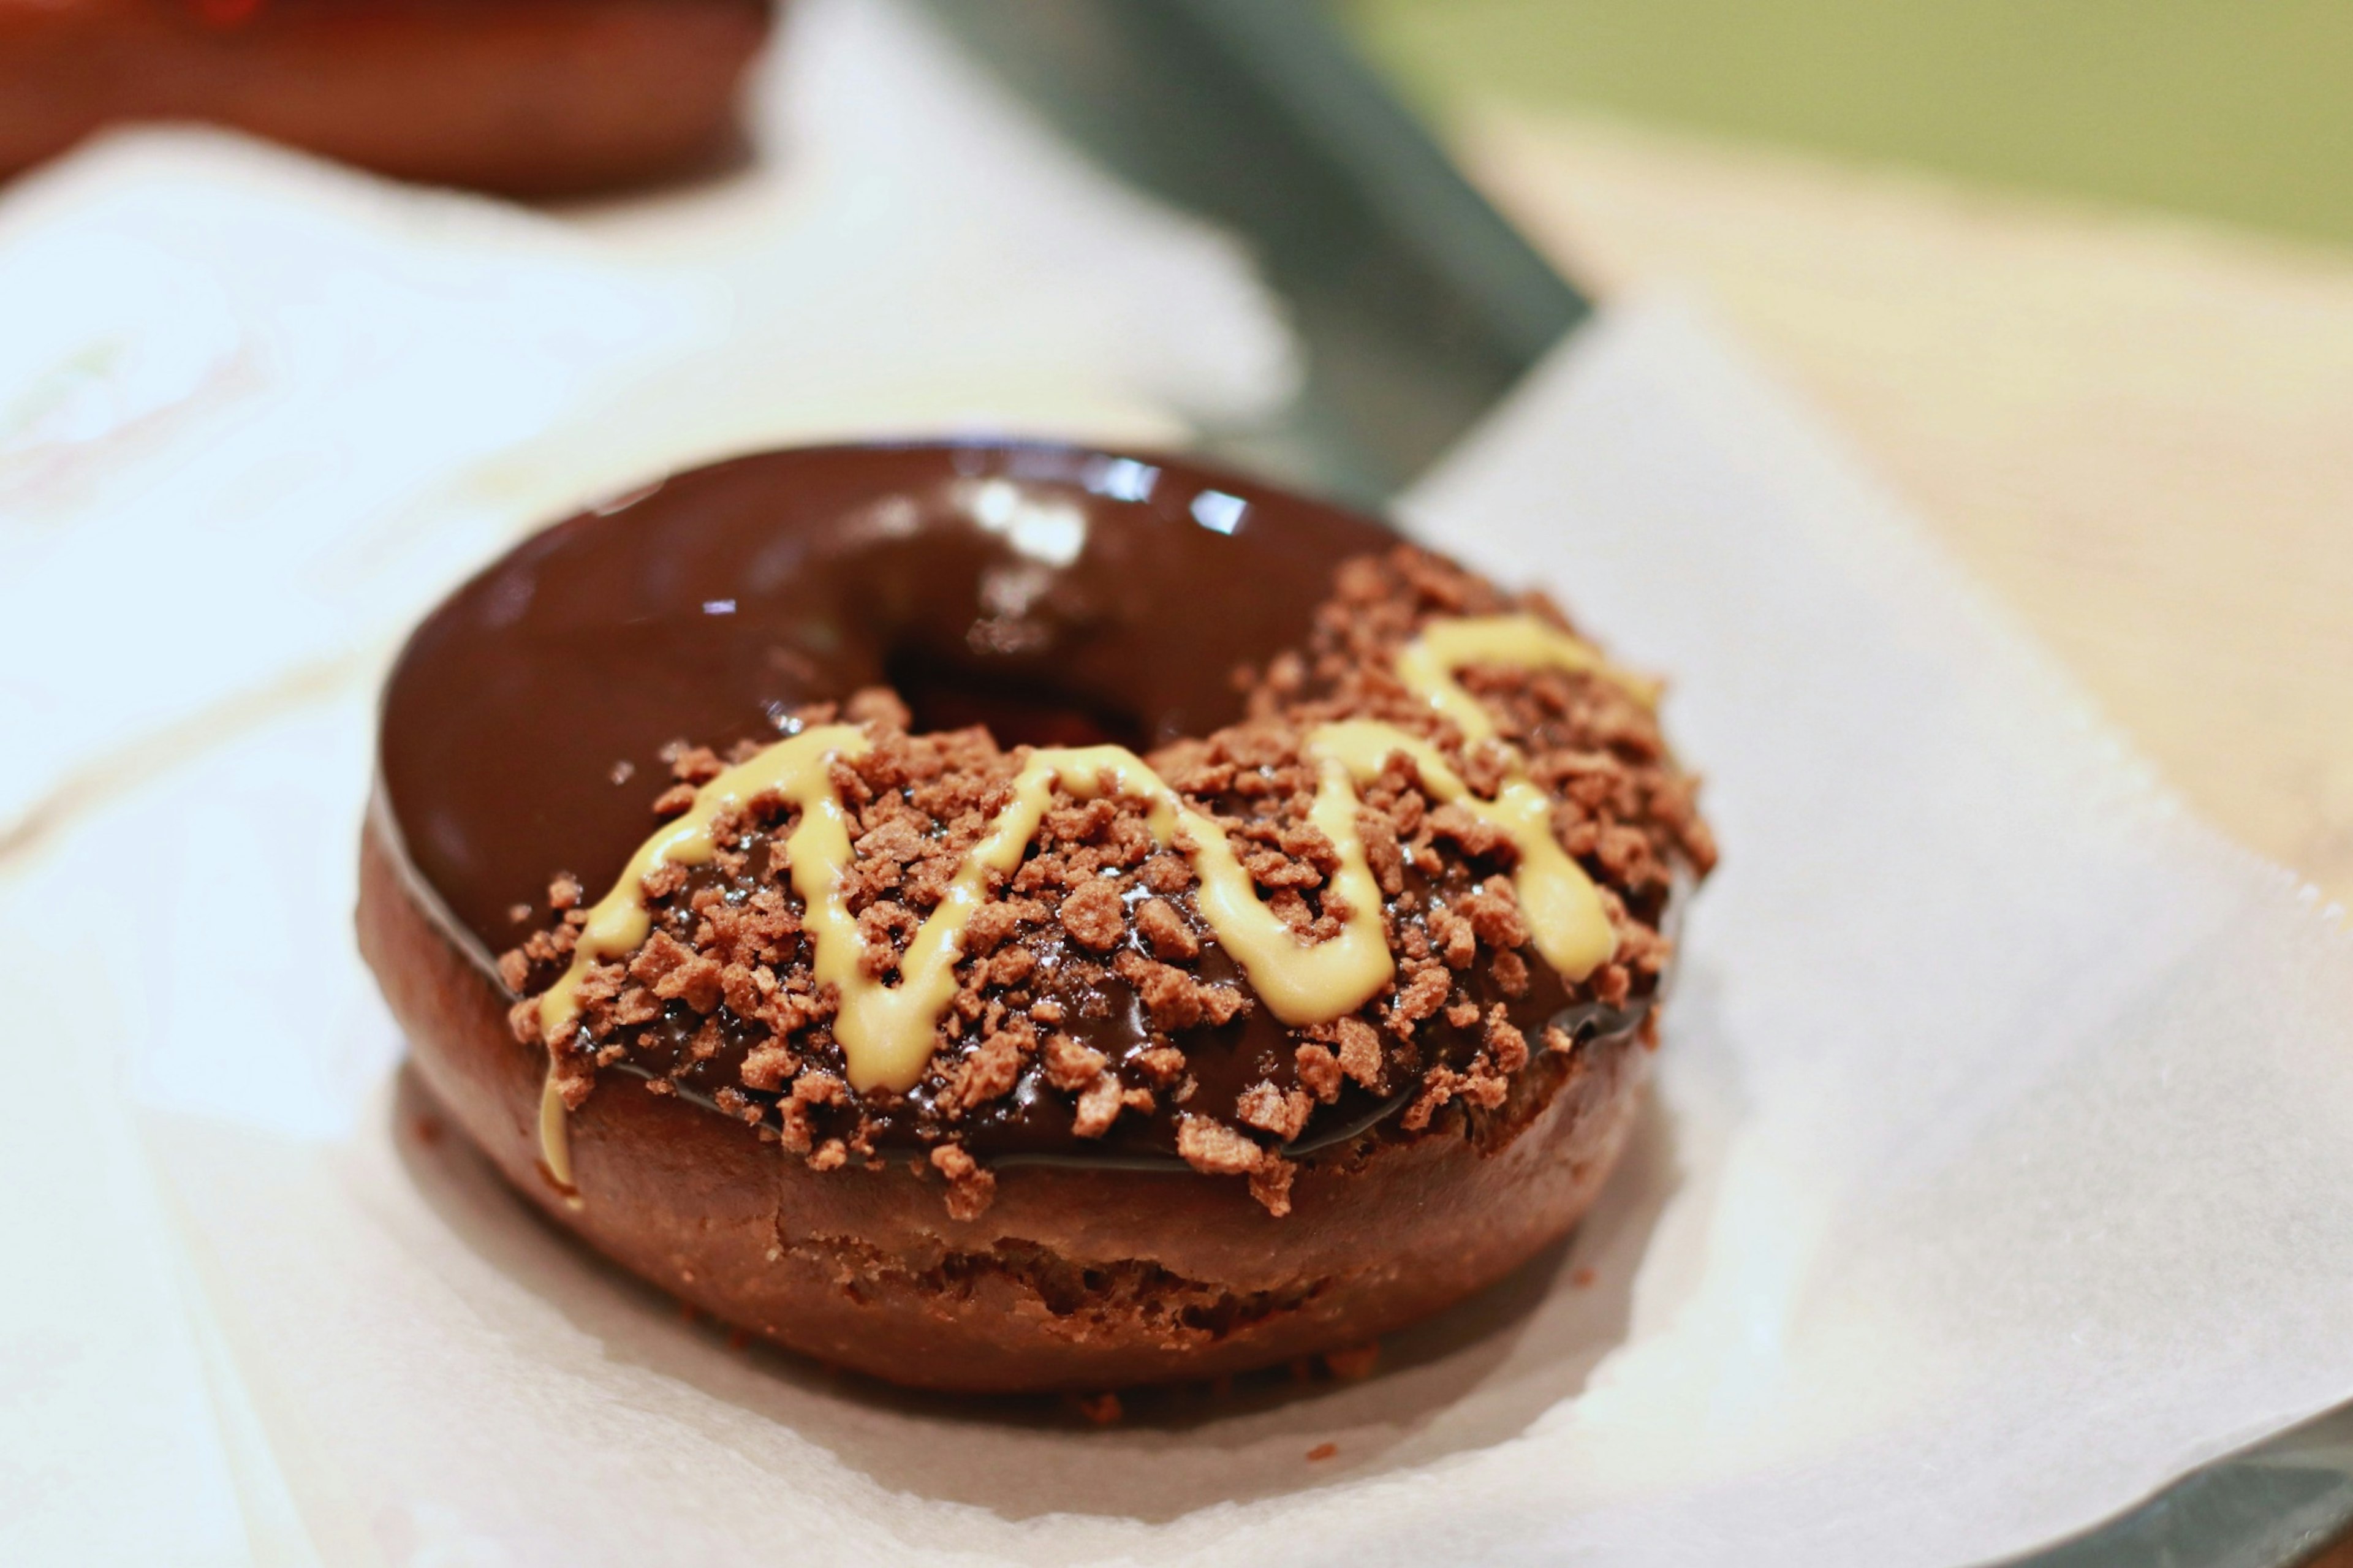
[1312,721,1616,980]
[1393,612,1659,743]
[533,612,1644,1189]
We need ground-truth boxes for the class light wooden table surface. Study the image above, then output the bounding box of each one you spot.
[1462,110,2353,915]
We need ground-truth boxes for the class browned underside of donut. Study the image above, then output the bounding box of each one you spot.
[0,0,773,198]
[360,814,1653,1392]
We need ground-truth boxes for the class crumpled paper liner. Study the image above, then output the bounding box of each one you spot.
[12,299,2353,1567]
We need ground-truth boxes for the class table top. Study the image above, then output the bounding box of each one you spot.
[1461,108,2353,914]
[1341,0,2353,251]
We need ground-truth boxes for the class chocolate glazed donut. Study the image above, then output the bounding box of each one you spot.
[358,441,1710,1393]
[0,0,773,198]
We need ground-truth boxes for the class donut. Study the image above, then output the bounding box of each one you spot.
[358,441,1715,1393]
[0,0,775,198]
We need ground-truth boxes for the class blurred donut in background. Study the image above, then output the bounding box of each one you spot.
[0,0,777,197]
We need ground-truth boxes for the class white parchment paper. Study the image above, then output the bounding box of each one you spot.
[7,2,2353,1562]
[13,298,2353,1568]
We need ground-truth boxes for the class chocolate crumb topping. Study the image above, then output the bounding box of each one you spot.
[498,546,1713,1214]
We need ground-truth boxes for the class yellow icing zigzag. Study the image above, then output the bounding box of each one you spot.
[534,614,1643,1187]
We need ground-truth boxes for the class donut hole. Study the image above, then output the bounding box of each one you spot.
[884,646,1146,752]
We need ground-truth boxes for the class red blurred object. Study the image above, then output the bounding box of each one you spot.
[0,0,778,198]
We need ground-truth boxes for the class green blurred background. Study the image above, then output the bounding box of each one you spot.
[1338,0,2353,246]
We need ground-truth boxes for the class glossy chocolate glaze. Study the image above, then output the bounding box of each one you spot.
[378,441,1663,1167]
